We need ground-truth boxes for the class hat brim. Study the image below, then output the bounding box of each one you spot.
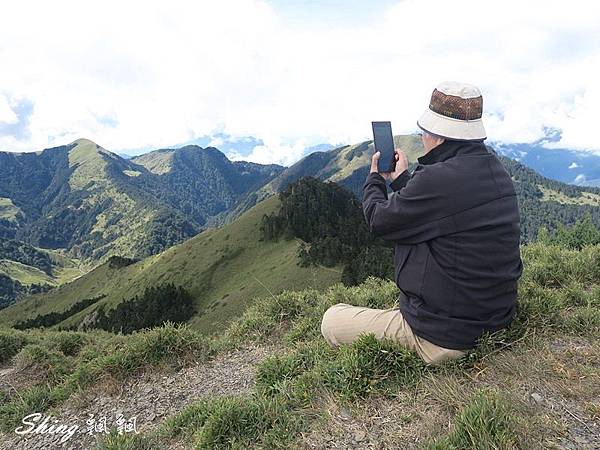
[417,108,487,141]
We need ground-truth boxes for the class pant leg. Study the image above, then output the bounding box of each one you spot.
[320,302,468,365]
[412,338,468,365]
[320,302,414,348]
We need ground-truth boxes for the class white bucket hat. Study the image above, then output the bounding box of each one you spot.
[417,81,487,141]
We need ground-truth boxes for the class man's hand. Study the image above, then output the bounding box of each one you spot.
[370,149,408,182]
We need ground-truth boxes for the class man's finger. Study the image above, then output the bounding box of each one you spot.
[370,151,380,173]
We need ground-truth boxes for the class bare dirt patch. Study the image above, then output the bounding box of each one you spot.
[0,342,279,450]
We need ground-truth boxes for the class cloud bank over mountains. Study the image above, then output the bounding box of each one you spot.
[0,0,599,164]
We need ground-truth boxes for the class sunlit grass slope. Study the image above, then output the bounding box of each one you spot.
[0,247,82,286]
[1,241,598,449]
[0,196,341,335]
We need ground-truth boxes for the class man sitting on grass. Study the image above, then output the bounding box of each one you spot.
[320,81,523,365]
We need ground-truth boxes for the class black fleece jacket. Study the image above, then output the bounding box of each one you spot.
[362,139,523,350]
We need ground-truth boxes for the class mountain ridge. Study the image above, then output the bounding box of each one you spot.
[1,135,599,309]
[0,194,341,333]
[214,135,600,241]
[0,139,284,261]
[494,141,600,187]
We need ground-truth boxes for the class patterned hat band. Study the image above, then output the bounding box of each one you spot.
[429,88,483,121]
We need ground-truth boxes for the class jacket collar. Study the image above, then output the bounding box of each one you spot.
[417,139,488,165]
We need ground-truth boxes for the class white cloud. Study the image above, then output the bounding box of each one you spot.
[229,136,307,166]
[208,137,224,148]
[0,0,599,161]
[0,96,18,124]
[568,162,580,169]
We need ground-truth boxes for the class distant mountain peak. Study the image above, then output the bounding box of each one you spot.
[67,138,120,167]
[131,144,231,175]
[178,144,204,151]
[71,138,99,146]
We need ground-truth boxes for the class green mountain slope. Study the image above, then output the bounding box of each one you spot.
[0,240,83,308]
[0,140,284,305]
[221,134,600,241]
[0,197,21,238]
[216,135,424,226]
[499,156,600,240]
[0,139,199,261]
[0,195,341,334]
[0,139,284,264]
[0,237,598,449]
[132,145,283,227]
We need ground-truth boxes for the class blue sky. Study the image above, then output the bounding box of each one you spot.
[271,0,398,26]
[0,0,599,164]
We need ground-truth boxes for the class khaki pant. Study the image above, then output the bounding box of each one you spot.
[320,303,468,365]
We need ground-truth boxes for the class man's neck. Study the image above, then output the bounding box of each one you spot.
[417,139,487,166]
[423,142,443,156]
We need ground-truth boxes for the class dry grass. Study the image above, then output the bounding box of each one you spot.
[297,334,600,449]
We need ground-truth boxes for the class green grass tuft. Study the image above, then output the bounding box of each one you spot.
[561,306,600,336]
[13,344,72,383]
[425,389,518,450]
[0,327,31,363]
[0,323,212,432]
[96,429,158,450]
[321,333,426,401]
[159,394,302,449]
[5,242,600,448]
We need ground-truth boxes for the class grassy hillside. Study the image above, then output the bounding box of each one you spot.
[0,139,200,262]
[0,239,598,449]
[220,134,600,242]
[0,139,284,265]
[0,140,286,306]
[0,197,20,221]
[0,239,83,308]
[132,145,284,227]
[538,184,600,205]
[0,258,81,288]
[0,195,341,334]
[500,156,600,240]
[215,135,424,226]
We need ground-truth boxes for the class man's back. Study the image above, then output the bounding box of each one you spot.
[362,139,523,350]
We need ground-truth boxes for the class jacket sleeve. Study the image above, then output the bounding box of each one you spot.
[361,167,453,244]
[389,171,411,192]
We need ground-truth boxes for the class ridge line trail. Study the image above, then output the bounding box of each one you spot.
[0,342,281,450]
